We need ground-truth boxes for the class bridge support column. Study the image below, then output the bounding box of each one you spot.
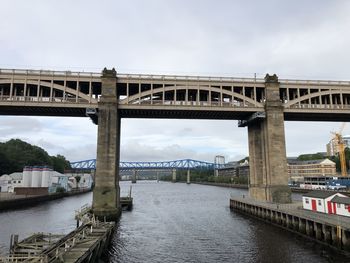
[132,169,137,184]
[156,171,159,182]
[172,169,176,183]
[92,68,121,221]
[187,169,191,184]
[247,74,291,203]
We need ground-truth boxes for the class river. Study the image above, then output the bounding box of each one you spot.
[0,181,349,262]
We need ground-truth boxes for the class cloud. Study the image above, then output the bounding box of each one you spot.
[0,0,349,164]
[0,117,43,138]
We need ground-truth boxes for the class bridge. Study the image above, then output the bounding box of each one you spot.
[2,68,350,122]
[2,67,350,220]
[70,158,221,184]
[70,158,222,170]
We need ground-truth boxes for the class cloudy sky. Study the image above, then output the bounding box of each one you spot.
[1,0,350,163]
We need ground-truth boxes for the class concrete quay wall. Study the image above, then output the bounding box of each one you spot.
[194,182,248,189]
[0,189,91,211]
[230,197,350,254]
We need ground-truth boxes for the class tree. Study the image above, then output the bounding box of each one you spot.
[0,151,11,175]
[51,155,71,173]
[0,139,71,175]
[297,153,326,161]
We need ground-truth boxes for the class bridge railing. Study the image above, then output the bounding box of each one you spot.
[117,73,264,83]
[281,78,350,86]
[0,68,101,78]
[286,103,350,109]
[0,95,99,104]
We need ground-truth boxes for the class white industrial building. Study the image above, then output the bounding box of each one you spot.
[302,191,350,217]
[0,173,23,192]
[0,166,93,193]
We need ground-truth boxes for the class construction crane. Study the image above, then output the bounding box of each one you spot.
[332,123,347,176]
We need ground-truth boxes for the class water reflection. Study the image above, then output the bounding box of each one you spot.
[0,182,348,262]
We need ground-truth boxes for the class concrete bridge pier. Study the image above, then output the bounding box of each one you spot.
[187,169,191,184]
[172,169,176,183]
[247,74,291,204]
[92,68,120,221]
[132,169,137,184]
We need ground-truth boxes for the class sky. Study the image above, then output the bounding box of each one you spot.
[1,0,350,163]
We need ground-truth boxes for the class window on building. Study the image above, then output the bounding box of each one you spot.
[337,203,341,208]
[318,200,321,206]
[305,198,309,204]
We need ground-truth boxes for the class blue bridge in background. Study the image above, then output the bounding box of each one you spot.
[70,159,224,171]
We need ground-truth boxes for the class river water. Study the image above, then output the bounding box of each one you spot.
[0,181,349,262]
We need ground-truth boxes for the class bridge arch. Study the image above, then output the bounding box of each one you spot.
[0,79,97,103]
[119,85,264,107]
[285,89,350,108]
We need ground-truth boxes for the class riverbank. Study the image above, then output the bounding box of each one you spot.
[193,181,248,189]
[192,182,350,195]
[0,189,91,211]
[230,196,350,255]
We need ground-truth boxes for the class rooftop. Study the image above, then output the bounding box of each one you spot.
[331,196,350,205]
[303,191,338,199]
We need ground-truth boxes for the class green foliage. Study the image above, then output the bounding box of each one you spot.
[238,156,249,163]
[0,139,71,175]
[56,186,66,193]
[297,153,325,161]
[160,168,248,185]
[51,155,71,173]
[207,175,248,184]
[329,147,350,172]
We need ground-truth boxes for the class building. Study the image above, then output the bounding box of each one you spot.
[0,167,93,194]
[236,162,249,177]
[217,158,337,186]
[288,158,336,184]
[327,134,350,156]
[300,176,350,190]
[330,196,350,216]
[0,172,23,192]
[217,161,237,177]
[217,161,249,178]
[302,191,350,217]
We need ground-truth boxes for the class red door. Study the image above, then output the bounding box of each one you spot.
[327,201,333,214]
[311,199,317,211]
[333,203,337,214]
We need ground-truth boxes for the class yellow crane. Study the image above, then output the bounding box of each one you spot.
[332,123,347,176]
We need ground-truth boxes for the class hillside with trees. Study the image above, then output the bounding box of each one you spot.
[0,139,71,175]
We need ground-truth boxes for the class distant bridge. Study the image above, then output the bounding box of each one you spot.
[70,159,223,171]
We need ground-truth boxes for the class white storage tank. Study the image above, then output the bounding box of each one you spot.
[22,166,32,187]
[41,167,52,187]
[31,167,42,187]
